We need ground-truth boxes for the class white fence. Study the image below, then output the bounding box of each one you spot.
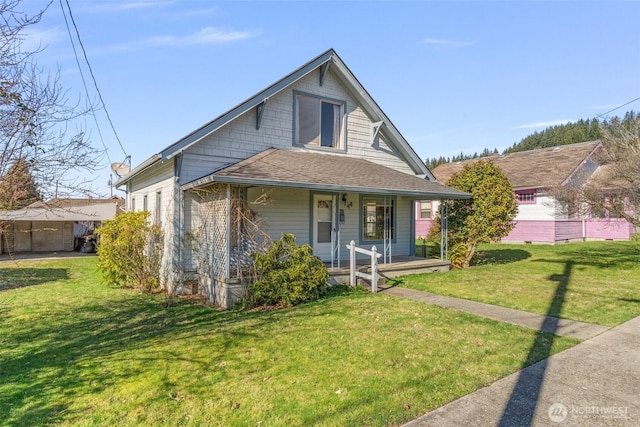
[345,240,382,292]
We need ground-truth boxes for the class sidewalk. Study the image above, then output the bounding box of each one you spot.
[381,287,639,426]
[382,287,609,340]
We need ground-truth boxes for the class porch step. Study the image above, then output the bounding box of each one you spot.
[327,256,451,286]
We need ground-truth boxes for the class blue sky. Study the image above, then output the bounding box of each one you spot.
[21,0,640,196]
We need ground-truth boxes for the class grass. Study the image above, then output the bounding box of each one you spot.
[399,241,640,327]
[0,257,579,426]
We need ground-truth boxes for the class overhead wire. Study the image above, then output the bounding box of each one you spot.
[58,0,111,165]
[60,0,129,161]
[596,96,640,119]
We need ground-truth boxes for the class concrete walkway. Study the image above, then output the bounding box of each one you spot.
[381,287,639,427]
[382,287,609,340]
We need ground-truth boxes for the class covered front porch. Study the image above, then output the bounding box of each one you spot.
[180,148,469,307]
[326,255,451,287]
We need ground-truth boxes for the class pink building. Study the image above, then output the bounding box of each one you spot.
[416,141,636,244]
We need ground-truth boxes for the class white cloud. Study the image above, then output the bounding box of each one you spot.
[21,27,66,51]
[87,1,173,12]
[422,38,475,48]
[112,27,256,51]
[515,119,575,129]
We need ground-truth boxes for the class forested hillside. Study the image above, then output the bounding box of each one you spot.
[425,111,637,170]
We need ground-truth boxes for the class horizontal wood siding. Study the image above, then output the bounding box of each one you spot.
[247,187,310,245]
[554,220,583,241]
[585,219,634,240]
[394,196,412,256]
[416,219,435,238]
[503,220,556,243]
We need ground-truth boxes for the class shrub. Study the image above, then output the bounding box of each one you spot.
[248,233,329,308]
[96,211,164,292]
[431,160,518,268]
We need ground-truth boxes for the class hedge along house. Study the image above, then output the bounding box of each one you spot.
[417,141,636,244]
[115,49,469,308]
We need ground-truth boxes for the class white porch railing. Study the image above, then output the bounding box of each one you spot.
[346,240,382,292]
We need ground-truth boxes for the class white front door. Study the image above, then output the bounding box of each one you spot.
[313,194,334,261]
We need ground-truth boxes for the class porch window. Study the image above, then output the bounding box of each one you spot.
[362,197,394,241]
[516,189,536,204]
[419,201,432,219]
[295,92,344,149]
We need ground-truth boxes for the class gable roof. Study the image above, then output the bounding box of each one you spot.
[431,141,602,190]
[117,49,432,187]
[182,148,469,199]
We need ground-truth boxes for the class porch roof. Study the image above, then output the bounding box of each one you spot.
[182,149,470,199]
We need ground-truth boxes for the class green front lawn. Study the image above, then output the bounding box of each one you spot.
[1,257,578,426]
[400,241,640,327]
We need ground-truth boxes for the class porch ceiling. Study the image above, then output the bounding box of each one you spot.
[182,148,470,199]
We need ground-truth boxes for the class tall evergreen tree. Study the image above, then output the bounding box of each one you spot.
[0,157,41,210]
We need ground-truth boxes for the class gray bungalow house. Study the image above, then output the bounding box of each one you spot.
[116,49,468,307]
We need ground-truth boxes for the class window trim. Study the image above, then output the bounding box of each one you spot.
[516,189,536,205]
[293,90,346,152]
[419,200,432,219]
[155,190,162,225]
[359,195,396,245]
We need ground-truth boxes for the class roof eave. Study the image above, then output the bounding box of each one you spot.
[114,154,162,187]
[160,49,337,161]
[329,56,432,178]
[182,175,470,199]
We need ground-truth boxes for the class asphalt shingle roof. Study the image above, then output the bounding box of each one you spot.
[185,149,469,199]
[432,141,601,190]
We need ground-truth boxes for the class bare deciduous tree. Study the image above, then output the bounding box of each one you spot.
[0,0,103,202]
[555,114,640,228]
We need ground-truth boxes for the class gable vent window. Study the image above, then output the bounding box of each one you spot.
[295,93,344,149]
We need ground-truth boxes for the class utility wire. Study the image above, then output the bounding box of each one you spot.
[61,0,129,160]
[596,96,640,119]
[58,0,111,165]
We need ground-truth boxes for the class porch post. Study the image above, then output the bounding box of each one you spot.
[440,201,448,261]
[371,245,378,292]
[349,240,356,287]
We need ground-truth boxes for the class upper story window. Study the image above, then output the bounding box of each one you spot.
[516,190,536,204]
[295,92,345,149]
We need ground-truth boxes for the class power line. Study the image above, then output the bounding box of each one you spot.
[596,96,640,119]
[61,0,129,160]
[58,0,111,165]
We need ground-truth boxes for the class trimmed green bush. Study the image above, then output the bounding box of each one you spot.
[248,233,329,307]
